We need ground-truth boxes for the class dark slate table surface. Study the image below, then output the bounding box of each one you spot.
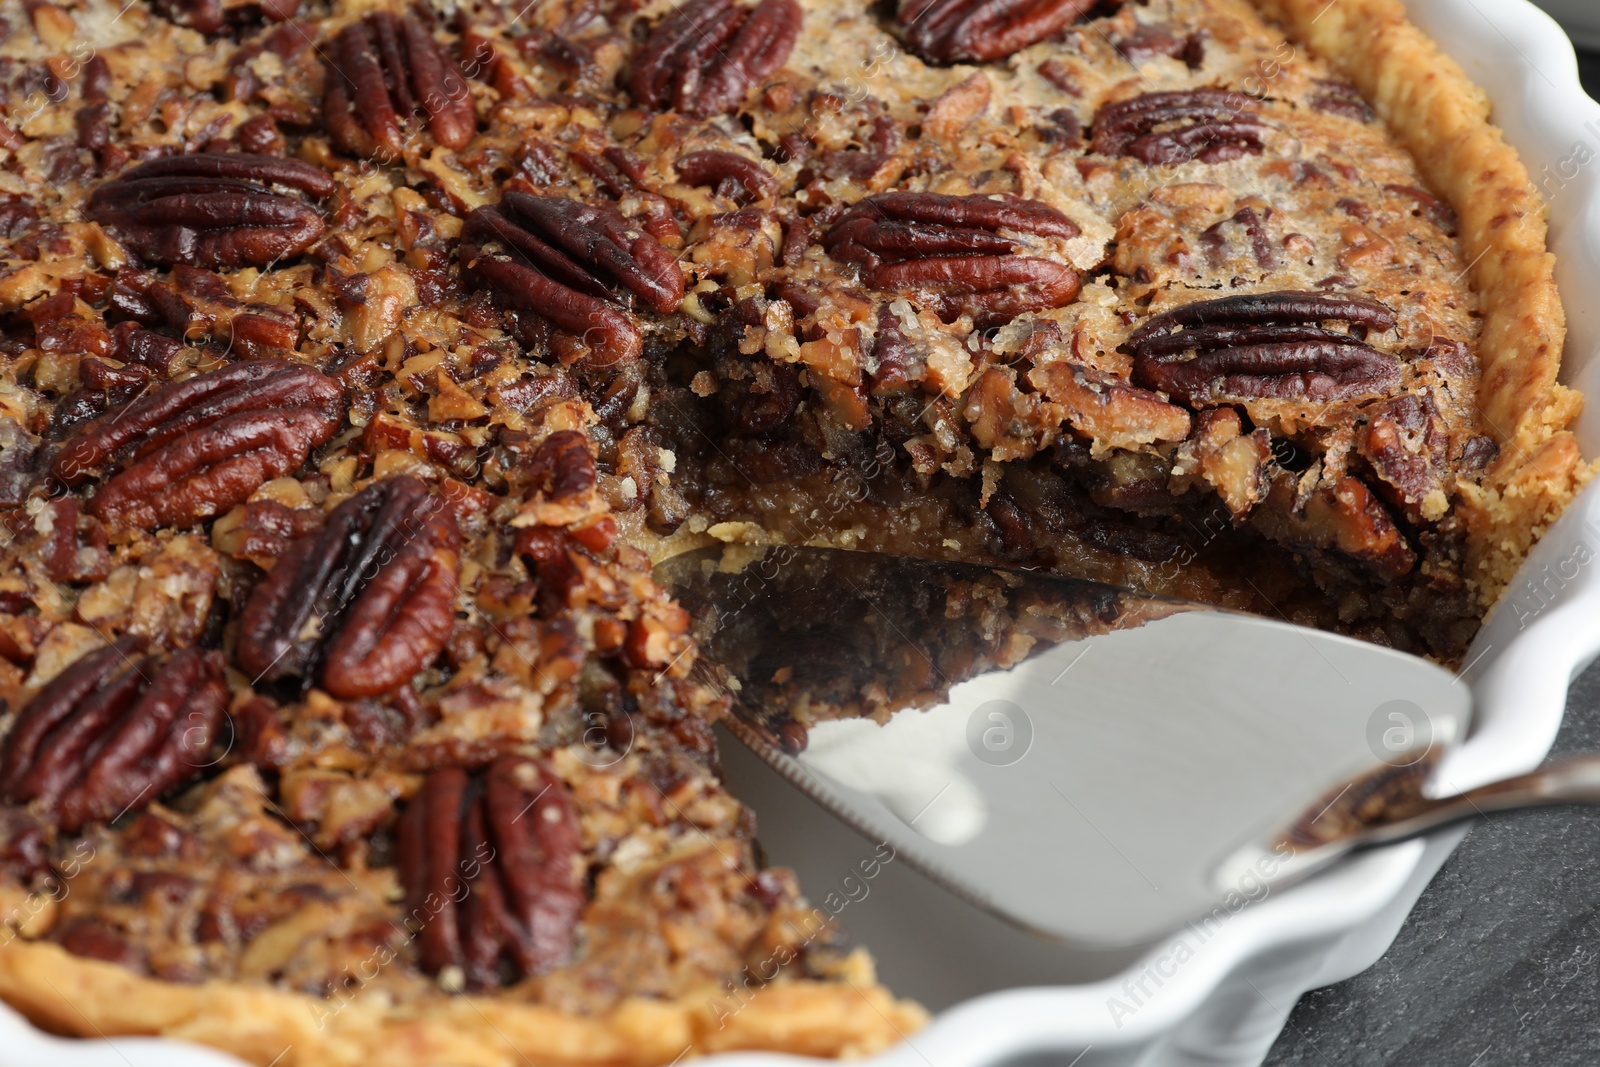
[1263,49,1600,1067]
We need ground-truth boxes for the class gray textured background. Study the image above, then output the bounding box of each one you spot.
[1263,50,1600,1067]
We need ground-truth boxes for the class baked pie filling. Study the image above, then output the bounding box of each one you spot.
[0,0,1586,1061]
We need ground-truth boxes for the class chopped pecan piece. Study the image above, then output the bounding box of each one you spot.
[1357,393,1453,522]
[0,810,48,886]
[1383,183,1459,237]
[42,498,110,584]
[825,191,1081,325]
[1030,360,1191,450]
[0,194,38,238]
[1199,205,1275,270]
[211,498,325,566]
[1127,290,1401,408]
[49,357,154,439]
[1091,89,1266,165]
[398,756,584,988]
[323,12,477,160]
[152,0,300,36]
[525,430,598,502]
[52,360,344,531]
[1252,474,1416,579]
[897,0,1102,64]
[460,193,684,367]
[1114,22,1205,67]
[1309,80,1374,123]
[628,0,802,119]
[111,320,186,374]
[675,150,779,204]
[0,418,38,508]
[223,20,314,103]
[31,290,111,359]
[237,476,460,700]
[1183,407,1270,516]
[108,266,300,359]
[0,639,227,833]
[86,154,334,270]
[615,426,692,533]
[923,72,992,142]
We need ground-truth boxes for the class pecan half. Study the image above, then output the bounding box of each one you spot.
[237,476,460,700]
[460,193,684,367]
[825,191,1081,325]
[86,154,334,270]
[0,639,227,833]
[1127,291,1401,407]
[323,12,476,160]
[398,756,584,988]
[1091,89,1266,165]
[627,0,802,119]
[896,0,1101,64]
[52,360,344,531]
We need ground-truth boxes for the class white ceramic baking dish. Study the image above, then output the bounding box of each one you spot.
[1535,0,1600,51]
[6,0,1600,1063]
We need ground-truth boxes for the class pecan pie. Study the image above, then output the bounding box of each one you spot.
[0,0,1587,1062]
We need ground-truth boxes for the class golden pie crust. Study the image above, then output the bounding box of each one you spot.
[0,0,1587,1063]
[0,930,919,1066]
[1256,0,1591,608]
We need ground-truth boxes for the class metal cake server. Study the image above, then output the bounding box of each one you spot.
[655,545,1600,948]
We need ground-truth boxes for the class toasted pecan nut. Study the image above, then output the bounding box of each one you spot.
[628,0,802,119]
[1383,183,1459,237]
[0,809,48,886]
[41,498,110,584]
[398,756,585,988]
[162,0,299,34]
[111,320,185,374]
[1356,392,1453,522]
[236,475,460,700]
[323,12,477,160]
[152,0,300,35]
[675,150,779,204]
[1252,474,1416,579]
[1184,407,1269,516]
[51,360,344,531]
[1029,360,1192,450]
[155,0,222,34]
[86,154,333,270]
[1127,290,1401,407]
[896,0,1101,64]
[0,639,227,833]
[525,430,598,501]
[211,498,325,565]
[223,20,314,103]
[1309,80,1374,124]
[1091,89,1267,165]
[49,357,154,440]
[1200,205,1275,270]
[825,191,1081,325]
[460,193,684,367]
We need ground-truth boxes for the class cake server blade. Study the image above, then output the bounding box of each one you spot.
[655,545,1483,948]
